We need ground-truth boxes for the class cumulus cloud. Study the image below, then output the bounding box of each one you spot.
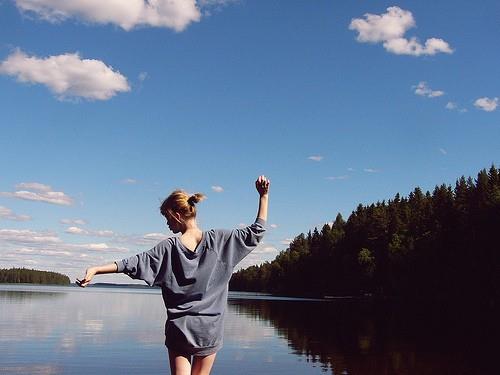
[211,185,224,193]
[349,6,453,56]
[65,226,114,237]
[142,232,169,241]
[16,182,52,191]
[308,155,323,162]
[235,243,278,270]
[474,97,498,112]
[14,0,202,32]
[71,242,128,252]
[0,49,130,101]
[0,206,31,221]
[445,101,467,113]
[280,238,293,246]
[65,226,88,235]
[120,178,137,185]
[414,82,444,98]
[60,218,87,226]
[138,72,148,82]
[0,182,73,205]
[0,226,134,281]
[0,229,61,244]
[326,175,349,180]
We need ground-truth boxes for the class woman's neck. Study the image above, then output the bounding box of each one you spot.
[181,218,201,234]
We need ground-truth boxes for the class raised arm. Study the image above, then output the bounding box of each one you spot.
[256,175,270,221]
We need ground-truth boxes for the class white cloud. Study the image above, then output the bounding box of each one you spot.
[280,238,293,246]
[439,148,447,155]
[445,101,467,113]
[60,218,87,226]
[0,206,31,221]
[0,49,130,101]
[474,97,498,112]
[14,0,201,32]
[199,0,237,6]
[349,6,453,56]
[65,226,88,235]
[138,72,148,82]
[445,101,457,110]
[142,233,169,241]
[120,178,137,184]
[0,181,73,205]
[15,182,51,191]
[269,224,278,229]
[72,242,128,252]
[234,243,278,270]
[326,175,349,180]
[364,168,380,173]
[16,248,72,257]
[0,229,61,244]
[308,155,323,162]
[65,226,114,237]
[253,246,278,255]
[211,185,224,193]
[414,82,444,98]
[94,230,114,237]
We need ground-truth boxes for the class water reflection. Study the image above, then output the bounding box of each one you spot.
[0,285,493,375]
[227,297,492,374]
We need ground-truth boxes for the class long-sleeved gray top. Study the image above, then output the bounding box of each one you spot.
[115,217,266,356]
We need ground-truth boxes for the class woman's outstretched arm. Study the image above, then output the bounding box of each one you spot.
[256,175,270,221]
[76,262,118,287]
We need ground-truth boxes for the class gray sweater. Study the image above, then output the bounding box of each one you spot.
[115,217,266,355]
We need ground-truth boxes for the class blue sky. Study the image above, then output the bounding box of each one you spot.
[0,0,499,283]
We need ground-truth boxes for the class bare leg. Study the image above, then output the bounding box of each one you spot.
[191,352,217,375]
[168,349,192,375]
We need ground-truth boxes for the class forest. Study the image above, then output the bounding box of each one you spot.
[230,166,499,307]
[0,268,70,285]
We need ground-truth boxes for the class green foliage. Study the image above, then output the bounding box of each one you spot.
[230,165,500,305]
[0,268,70,285]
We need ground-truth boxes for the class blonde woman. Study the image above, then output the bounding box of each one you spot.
[77,175,270,375]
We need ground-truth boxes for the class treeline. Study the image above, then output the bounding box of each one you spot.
[230,166,500,305]
[0,268,70,285]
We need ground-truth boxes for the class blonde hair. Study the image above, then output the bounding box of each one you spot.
[160,190,206,219]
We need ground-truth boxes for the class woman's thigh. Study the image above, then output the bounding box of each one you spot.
[191,352,217,375]
[168,349,192,375]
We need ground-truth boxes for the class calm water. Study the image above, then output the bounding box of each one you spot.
[0,284,494,374]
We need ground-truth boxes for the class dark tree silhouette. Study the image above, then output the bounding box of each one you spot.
[230,165,500,308]
[0,268,70,285]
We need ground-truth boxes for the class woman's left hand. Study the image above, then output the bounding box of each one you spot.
[256,175,270,196]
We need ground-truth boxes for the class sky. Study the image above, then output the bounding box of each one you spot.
[0,0,499,283]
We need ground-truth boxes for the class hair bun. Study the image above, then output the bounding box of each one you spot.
[187,193,206,206]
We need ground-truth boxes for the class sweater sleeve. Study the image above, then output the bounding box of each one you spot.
[115,240,169,286]
[216,218,267,268]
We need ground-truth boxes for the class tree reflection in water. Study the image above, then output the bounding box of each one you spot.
[228,297,493,375]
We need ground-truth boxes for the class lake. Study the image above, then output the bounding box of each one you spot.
[0,284,493,374]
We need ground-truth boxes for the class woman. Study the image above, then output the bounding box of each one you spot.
[77,175,270,375]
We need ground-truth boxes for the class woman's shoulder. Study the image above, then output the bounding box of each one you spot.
[153,236,176,250]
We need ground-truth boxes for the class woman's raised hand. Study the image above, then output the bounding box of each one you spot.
[256,175,270,196]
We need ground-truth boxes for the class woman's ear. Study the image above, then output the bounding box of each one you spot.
[172,211,183,224]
